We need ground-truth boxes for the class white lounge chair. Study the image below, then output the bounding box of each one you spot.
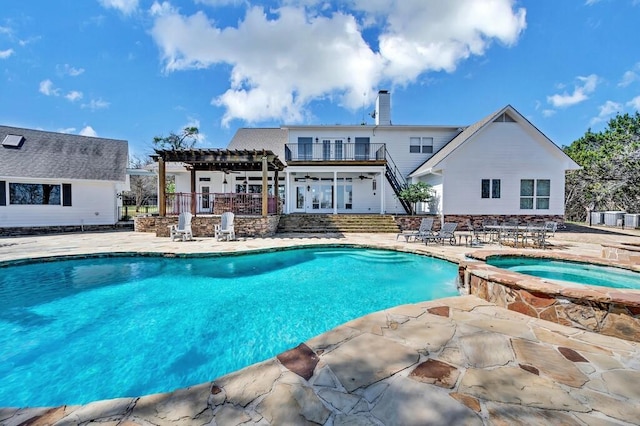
[169,212,193,241]
[396,217,435,242]
[215,212,236,241]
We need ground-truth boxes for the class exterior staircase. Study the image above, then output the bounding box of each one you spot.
[384,149,413,214]
[277,214,400,233]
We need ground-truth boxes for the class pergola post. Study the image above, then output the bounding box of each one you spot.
[158,158,166,216]
[274,168,279,214]
[261,154,268,216]
[190,167,196,215]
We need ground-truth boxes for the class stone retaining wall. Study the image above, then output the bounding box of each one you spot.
[134,215,280,238]
[0,223,133,236]
[458,258,640,343]
[602,243,640,263]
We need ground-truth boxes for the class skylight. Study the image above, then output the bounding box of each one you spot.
[2,134,25,148]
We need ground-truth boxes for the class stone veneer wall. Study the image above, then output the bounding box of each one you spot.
[602,243,640,263]
[458,261,640,343]
[134,215,280,238]
[393,214,564,231]
[0,223,133,236]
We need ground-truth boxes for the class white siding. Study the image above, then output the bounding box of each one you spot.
[440,122,567,216]
[285,127,458,214]
[0,179,120,227]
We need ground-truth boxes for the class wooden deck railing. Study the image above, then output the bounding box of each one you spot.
[166,192,279,215]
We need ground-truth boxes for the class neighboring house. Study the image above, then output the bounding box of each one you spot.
[167,91,579,220]
[0,125,129,229]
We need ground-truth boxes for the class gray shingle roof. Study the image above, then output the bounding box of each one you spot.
[0,125,128,181]
[226,128,288,164]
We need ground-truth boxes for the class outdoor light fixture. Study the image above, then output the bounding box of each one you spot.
[307,185,310,191]
[347,137,351,143]
[223,176,228,185]
[315,137,319,143]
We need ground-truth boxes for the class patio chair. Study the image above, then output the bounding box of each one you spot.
[544,221,558,237]
[169,212,193,241]
[423,222,458,245]
[215,212,236,241]
[396,217,434,242]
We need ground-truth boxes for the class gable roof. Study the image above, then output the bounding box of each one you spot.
[409,105,580,177]
[227,128,288,164]
[0,125,128,181]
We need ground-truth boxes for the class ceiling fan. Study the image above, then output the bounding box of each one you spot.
[358,174,373,180]
[221,168,240,174]
[304,174,319,181]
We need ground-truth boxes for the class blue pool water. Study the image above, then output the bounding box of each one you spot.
[487,256,640,289]
[0,247,458,408]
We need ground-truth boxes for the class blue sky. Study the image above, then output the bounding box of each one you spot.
[1,0,639,159]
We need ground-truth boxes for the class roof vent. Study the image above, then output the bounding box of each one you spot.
[2,134,25,149]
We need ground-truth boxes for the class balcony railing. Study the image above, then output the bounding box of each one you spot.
[166,192,279,216]
[285,143,386,162]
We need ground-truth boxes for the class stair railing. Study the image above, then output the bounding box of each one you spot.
[384,149,413,214]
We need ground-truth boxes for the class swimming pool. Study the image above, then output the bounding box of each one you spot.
[486,256,640,289]
[0,247,458,408]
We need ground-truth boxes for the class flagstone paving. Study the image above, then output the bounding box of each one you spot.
[1,227,640,425]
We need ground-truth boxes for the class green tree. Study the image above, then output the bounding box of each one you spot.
[564,112,640,221]
[398,182,434,214]
[152,126,200,150]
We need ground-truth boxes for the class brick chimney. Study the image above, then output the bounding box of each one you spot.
[375,90,391,126]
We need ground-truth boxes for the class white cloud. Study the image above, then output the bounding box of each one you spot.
[98,0,139,15]
[39,79,61,96]
[585,0,602,5]
[590,100,623,125]
[58,63,85,77]
[619,63,640,87]
[149,1,177,17]
[627,95,640,111]
[194,0,243,6]
[150,1,526,126]
[81,98,110,110]
[0,48,14,59]
[58,127,77,134]
[547,74,598,108]
[79,126,98,137]
[542,109,556,118]
[65,91,83,102]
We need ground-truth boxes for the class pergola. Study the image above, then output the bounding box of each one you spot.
[151,148,285,216]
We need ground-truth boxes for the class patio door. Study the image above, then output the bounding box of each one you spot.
[293,183,333,212]
[199,184,212,213]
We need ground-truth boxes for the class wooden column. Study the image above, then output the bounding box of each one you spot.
[262,155,268,216]
[190,167,197,215]
[274,168,279,214]
[158,158,166,216]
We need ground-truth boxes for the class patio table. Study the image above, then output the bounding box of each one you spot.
[484,225,547,248]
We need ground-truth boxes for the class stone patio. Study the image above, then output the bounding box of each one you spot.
[1,226,640,425]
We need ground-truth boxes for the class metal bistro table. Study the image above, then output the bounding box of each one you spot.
[484,224,548,248]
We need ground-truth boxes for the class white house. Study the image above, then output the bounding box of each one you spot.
[0,125,129,230]
[166,91,579,222]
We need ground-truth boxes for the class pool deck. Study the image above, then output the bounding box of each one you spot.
[1,226,640,425]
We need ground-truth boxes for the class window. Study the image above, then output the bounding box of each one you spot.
[9,183,61,205]
[410,137,434,153]
[0,180,6,206]
[354,137,370,160]
[322,139,331,160]
[298,137,313,160]
[335,140,343,160]
[481,179,501,199]
[520,179,550,209]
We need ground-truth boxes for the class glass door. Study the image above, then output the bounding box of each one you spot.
[199,184,212,213]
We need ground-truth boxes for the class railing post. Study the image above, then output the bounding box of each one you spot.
[158,158,166,216]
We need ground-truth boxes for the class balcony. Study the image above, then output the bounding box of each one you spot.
[285,143,386,164]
